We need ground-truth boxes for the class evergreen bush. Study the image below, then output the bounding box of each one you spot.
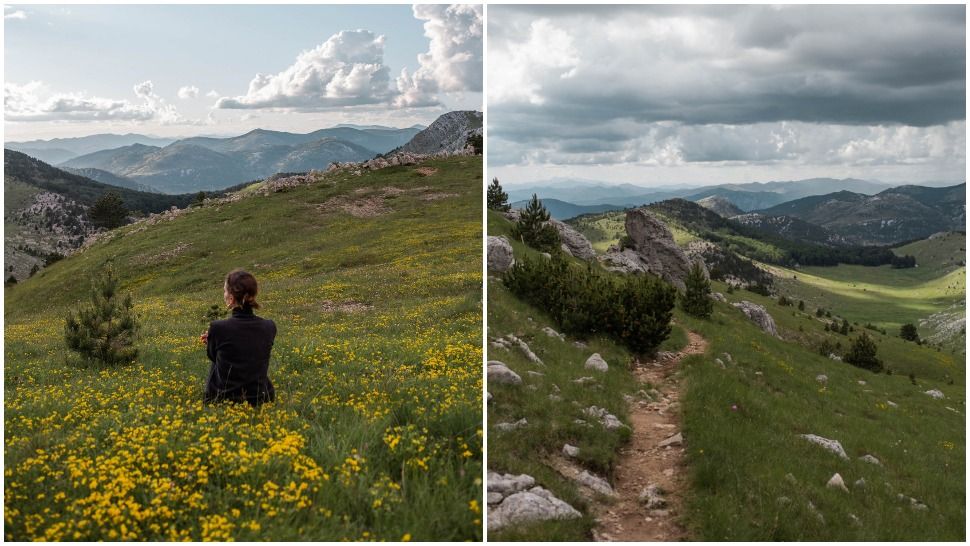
[844,332,882,372]
[65,266,138,366]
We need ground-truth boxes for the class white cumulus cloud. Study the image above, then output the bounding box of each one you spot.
[215,29,392,110]
[5,80,201,125]
[4,6,26,20]
[177,85,199,100]
[395,4,483,107]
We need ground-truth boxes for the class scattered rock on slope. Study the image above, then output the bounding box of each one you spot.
[584,353,609,372]
[488,486,582,531]
[799,434,849,460]
[548,218,596,261]
[487,361,522,385]
[487,235,514,272]
[732,301,779,337]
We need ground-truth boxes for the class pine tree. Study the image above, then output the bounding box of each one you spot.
[512,194,560,252]
[487,177,510,212]
[65,265,138,366]
[840,318,849,335]
[899,323,920,343]
[89,191,127,229]
[680,261,713,318]
[798,300,805,311]
[844,332,883,372]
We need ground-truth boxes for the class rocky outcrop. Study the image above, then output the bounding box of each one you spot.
[487,236,514,272]
[600,208,705,291]
[391,111,482,155]
[500,210,596,261]
[487,472,581,531]
[732,301,779,337]
[548,219,596,261]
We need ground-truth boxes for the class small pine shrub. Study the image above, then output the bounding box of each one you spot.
[844,332,882,373]
[899,323,920,343]
[681,262,713,318]
[778,295,791,307]
[798,300,805,311]
[65,266,138,366]
[487,178,510,212]
[503,254,675,355]
[511,194,561,253]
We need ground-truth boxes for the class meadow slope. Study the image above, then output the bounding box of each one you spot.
[487,211,964,541]
[4,156,483,541]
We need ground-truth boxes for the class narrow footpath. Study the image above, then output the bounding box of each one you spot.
[594,331,709,542]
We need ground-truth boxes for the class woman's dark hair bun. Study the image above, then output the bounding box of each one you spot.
[225,269,260,309]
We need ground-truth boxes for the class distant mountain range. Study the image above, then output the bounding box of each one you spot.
[50,126,420,193]
[757,184,966,245]
[510,198,623,220]
[508,177,912,210]
[7,124,427,194]
[6,133,176,164]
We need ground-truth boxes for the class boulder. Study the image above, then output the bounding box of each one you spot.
[487,361,522,385]
[924,389,944,399]
[799,434,849,460]
[576,470,615,497]
[487,236,515,272]
[826,473,849,492]
[816,374,828,384]
[598,208,706,291]
[548,218,596,261]
[732,301,779,337]
[487,486,582,531]
[506,334,543,365]
[710,292,727,302]
[562,444,580,458]
[584,353,609,372]
[487,471,535,496]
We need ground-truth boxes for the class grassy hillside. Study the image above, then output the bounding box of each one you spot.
[5,156,483,541]
[767,232,966,352]
[487,211,687,541]
[679,283,964,541]
[488,211,964,541]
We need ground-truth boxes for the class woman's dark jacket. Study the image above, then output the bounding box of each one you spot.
[205,306,277,406]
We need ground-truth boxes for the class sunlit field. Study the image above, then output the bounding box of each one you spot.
[4,156,483,541]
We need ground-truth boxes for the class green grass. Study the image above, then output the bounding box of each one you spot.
[679,286,965,540]
[4,156,483,541]
[488,211,685,541]
[766,233,966,351]
[489,212,964,541]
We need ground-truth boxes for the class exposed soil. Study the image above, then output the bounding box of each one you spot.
[594,330,708,542]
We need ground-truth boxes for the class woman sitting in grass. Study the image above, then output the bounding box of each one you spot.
[200,269,277,406]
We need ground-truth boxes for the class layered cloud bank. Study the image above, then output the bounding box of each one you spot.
[5,4,482,135]
[489,5,966,183]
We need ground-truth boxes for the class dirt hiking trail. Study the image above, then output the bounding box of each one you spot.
[594,330,708,542]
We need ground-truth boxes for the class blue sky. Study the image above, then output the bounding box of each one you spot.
[5,4,482,140]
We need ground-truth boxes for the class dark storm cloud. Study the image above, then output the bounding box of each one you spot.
[490,4,965,126]
[488,4,966,171]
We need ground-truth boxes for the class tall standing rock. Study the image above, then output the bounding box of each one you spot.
[600,208,704,291]
[732,301,779,337]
